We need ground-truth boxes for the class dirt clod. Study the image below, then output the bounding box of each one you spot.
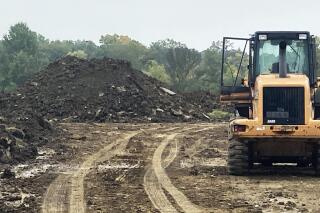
[1,167,15,179]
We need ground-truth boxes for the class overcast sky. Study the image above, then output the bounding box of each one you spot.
[1,0,318,51]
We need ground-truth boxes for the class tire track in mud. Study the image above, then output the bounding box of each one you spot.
[41,124,173,213]
[42,124,216,213]
[153,133,203,213]
[144,126,215,213]
[42,131,139,213]
[42,174,70,213]
[144,129,182,213]
[69,131,139,213]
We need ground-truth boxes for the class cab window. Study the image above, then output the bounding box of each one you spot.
[256,39,309,75]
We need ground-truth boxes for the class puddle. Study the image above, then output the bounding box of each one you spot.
[36,148,56,160]
[14,164,52,178]
[180,158,227,168]
[4,191,34,208]
[97,162,140,171]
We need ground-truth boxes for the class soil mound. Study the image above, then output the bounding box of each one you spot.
[4,56,209,122]
[0,113,54,163]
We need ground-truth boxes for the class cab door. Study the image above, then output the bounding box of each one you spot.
[220,37,252,103]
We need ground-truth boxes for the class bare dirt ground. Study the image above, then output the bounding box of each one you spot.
[1,122,320,213]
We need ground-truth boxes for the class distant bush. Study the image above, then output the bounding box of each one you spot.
[67,50,88,59]
[208,109,231,120]
[143,60,171,84]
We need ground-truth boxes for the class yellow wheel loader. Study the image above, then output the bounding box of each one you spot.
[220,31,320,175]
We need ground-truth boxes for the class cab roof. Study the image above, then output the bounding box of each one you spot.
[255,31,310,34]
[254,31,310,40]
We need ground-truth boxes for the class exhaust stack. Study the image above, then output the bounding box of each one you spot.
[279,41,287,78]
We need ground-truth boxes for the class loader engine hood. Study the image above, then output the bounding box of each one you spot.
[255,74,310,89]
[253,74,311,125]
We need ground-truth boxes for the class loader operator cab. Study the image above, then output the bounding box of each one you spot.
[220,31,317,119]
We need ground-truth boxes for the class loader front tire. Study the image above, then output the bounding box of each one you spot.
[228,139,250,175]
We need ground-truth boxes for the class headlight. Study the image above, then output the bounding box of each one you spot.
[233,125,246,132]
[299,34,307,40]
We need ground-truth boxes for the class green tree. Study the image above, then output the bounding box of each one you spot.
[98,34,148,69]
[223,43,249,87]
[194,41,222,93]
[165,47,201,91]
[143,60,171,84]
[0,23,43,91]
[193,40,249,94]
[73,40,98,58]
[149,39,186,66]
[0,22,254,93]
[41,40,74,61]
[3,22,38,55]
[149,39,200,91]
[0,41,12,91]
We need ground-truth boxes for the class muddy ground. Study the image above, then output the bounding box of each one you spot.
[0,123,319,213]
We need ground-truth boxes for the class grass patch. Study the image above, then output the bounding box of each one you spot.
[207,109,232,120]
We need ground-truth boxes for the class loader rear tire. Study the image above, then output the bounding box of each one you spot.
[228,139,250,175]
[315,143,320,176]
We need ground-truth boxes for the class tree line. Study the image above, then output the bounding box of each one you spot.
[0,23,318,93]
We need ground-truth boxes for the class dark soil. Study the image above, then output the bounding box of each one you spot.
[182,91,219,113]
[0,113,57,164]
[182,91,233,113]
[2,56,210,123]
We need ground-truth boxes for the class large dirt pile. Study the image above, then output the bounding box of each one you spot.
[3,56,209,123]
